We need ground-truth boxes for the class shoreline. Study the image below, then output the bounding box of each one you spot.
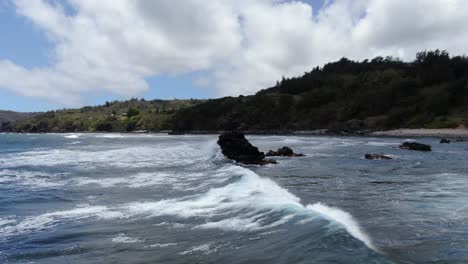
[370,128,468,139]
[172,128,468,139]
[3,128,468,139]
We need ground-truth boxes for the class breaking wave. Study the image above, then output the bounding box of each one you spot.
[0,164,376,252]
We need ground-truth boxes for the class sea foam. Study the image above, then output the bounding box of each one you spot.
[0,169,67,188]
[0,205,124,238]
[112,233,143,243]
[307,203,376,251]
[0,144,208,169]
[1,163,376,252]
[119,165,377,251]
[64,134,80,139]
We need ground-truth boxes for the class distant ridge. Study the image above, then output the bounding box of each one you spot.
[173,50,468,132]
[5,99,203,133]
[6,50,468,133]
[0,110,37,122]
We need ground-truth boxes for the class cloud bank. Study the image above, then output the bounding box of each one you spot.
[1,0,468,106]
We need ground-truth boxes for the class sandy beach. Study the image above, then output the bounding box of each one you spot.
[371,128,468,138]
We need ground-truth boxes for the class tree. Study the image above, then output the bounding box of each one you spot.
[95,121,113,132]
[127,108,140,117]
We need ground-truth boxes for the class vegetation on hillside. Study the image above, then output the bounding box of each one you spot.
[10,99,203,133]
[0,111,38,132]
[4,50,468,133]
[173,50,468,132]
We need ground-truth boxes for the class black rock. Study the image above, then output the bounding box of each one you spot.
[217,132,276,165]
[399,142,432,151]
[266,146,305,157]
[365,154,392,160]
[440,138,451,144]
[168,131,186,135]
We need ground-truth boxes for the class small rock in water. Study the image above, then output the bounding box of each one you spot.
[217,132,277,165]
[365,154,392,160]
[440,138,451,144]
[266,146,305,157]
[399,142,432,151]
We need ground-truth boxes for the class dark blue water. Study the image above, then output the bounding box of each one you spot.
[0,133,467,263]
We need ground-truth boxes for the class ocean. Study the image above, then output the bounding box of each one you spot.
[0,133,467,263]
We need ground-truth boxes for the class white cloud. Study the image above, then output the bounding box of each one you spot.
[0,0,468,105]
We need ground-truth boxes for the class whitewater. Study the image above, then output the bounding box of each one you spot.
[0,133,467,263]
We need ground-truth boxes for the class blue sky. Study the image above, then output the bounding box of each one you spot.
[0,0,324,112]
[1,0,466,112]
[0,1,214,111]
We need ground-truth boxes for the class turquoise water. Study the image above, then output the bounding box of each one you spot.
[0,133,467,263]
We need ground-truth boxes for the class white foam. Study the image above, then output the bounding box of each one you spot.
[64,134,80,139]
[179,243,216,255]
[0,169,67,188]
[98,165,375,250]
[307,203,376,251]
[0,218,16,227]
[145,243,178,248]
[74,177,130,188]
[131,166,374,250]
[198,216,264,232]
[96,134,124,139]
[112,233,143,243]
[152,222,169,227]
[0,141,376,252]
[280,138,303,144]
[122,166,303,221]
[0,144,207,169]
[301,139,361,151]
[0,205,124,238]
[0,215,55,238]
[171,223,186,228]
[198,213,296,232]
[367,142,400,147]
[74,171,198,190]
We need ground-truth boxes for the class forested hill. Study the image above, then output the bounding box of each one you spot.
[7,99,203,133]
[5,50,468,133]
[0,111,38,131]
[173,50,468,132]
[0,110,37,123]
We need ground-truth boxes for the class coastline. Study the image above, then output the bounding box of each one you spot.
[370,128,468,139]
[170,128,468,139]
[3,128,468,139]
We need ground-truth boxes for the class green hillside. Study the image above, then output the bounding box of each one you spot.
[11,99,203,133]
[0,111,38,132]
[7,50,468,133]
[173,50,468,132]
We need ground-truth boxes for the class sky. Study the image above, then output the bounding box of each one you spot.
[1,0,468,112]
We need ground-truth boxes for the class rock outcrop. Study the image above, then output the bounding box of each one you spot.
[266,147,305,157]
[365,154,392,160]
[217,132,276,165]
[440,138,451,144]
[399,142,432,151]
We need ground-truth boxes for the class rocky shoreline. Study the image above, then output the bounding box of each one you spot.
[170,128,468,139]
[217,132,305,165]
[4,128,468,139]
[370,128,468,139]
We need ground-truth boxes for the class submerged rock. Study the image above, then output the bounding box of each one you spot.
[399,142,432,151]
[217,132,277,165]
[365,154,392,160]
[440,138,451,144]
[266,146,305,157]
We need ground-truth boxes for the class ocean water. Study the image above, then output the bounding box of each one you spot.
[0,133,467,264]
